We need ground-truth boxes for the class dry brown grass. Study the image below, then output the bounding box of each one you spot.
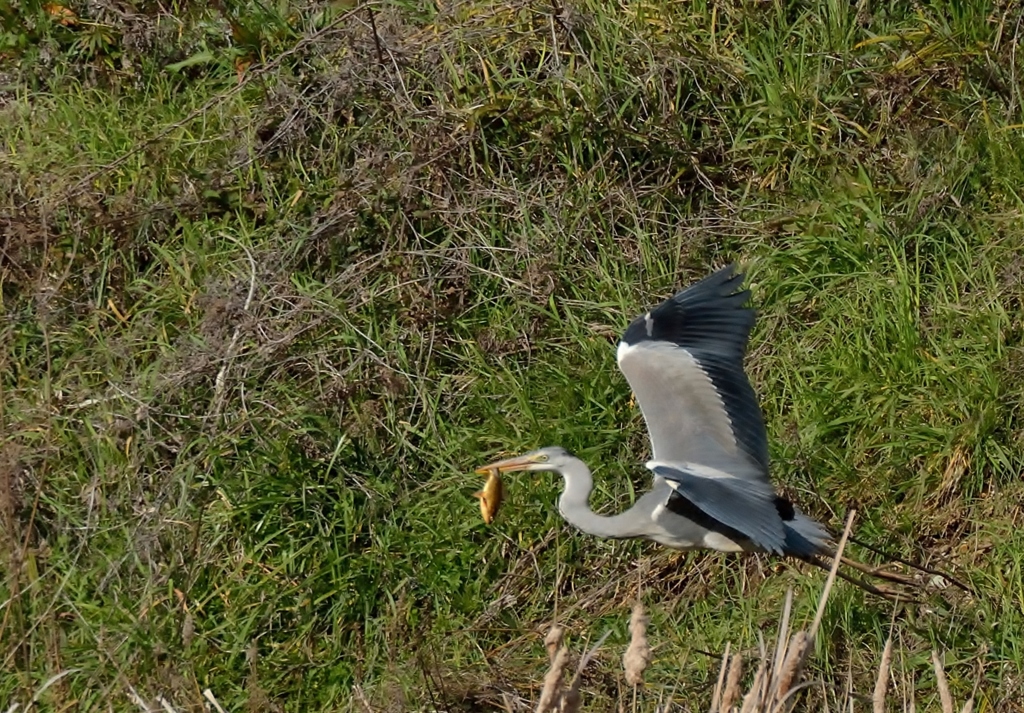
[522,512,980,712]
[4,0,1022,709]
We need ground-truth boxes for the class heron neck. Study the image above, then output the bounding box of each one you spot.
[557,459,645,539]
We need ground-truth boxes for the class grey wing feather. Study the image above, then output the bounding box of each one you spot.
[651,464,787,554]
[617,264,770,476]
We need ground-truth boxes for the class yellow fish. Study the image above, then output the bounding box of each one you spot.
[473,467,504,525]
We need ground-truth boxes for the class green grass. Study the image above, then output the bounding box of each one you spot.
[2,0,1023,710]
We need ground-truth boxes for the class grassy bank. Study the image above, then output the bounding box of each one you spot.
[2,0,1023,709]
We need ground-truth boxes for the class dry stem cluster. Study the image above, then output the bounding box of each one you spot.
[532,512,977,712]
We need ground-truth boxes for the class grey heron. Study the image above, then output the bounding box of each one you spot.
[477,265,947,596]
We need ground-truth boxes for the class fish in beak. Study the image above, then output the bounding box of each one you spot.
[472,451,551,525]
[473,467,504,525]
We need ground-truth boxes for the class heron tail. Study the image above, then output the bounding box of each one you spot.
[781,510,833,559]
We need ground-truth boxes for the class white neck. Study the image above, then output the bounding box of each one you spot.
[556,456,646,539]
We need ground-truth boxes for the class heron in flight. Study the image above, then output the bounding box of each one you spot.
[477,265,938,596]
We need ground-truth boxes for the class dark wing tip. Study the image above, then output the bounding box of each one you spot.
[620,264,755,358]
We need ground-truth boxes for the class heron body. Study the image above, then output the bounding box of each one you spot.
[478,265,833,560]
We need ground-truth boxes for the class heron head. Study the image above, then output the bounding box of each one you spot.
[475,446,571,474]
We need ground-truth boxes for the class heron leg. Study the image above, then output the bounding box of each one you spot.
[846,535,973,594]
[799,554,920,603]
[838,555,920,587]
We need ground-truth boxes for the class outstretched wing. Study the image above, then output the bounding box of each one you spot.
[616,264,770,478]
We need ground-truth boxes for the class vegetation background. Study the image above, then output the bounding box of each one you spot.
[2,0,1023,710]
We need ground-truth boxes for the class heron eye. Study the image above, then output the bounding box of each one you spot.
[537,454,549,462]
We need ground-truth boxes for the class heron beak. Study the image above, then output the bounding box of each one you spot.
[474,452,544,474]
